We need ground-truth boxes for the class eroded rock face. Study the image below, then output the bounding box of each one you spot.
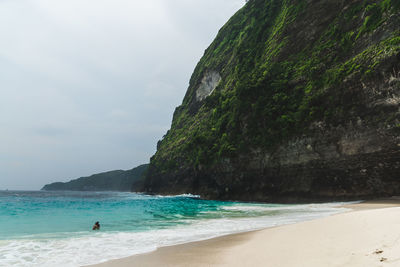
[143,0,400,202]
[195,70,221,102]
[145,121,400,202]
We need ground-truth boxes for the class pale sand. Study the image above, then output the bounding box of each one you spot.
[89,199,400,267]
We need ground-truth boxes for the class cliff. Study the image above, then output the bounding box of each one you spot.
[42,164,148,192]
[144,0,400,202]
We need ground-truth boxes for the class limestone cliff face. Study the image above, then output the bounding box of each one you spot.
[144,0,400,202]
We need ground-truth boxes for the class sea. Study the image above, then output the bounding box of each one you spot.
[0,190,353,266]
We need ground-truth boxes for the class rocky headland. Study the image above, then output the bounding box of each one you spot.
[143,0,400,202]
[42,164,148,192]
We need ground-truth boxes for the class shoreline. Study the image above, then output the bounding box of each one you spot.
[88,197,400,267]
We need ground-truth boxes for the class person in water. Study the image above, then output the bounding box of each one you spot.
[92,221,100,230]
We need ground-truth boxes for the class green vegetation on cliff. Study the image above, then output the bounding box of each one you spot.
[42,164,148,192]
[153,0,399,171]
[146,0,400,201]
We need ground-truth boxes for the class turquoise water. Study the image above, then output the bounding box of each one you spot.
[0,191,349,266]
[0,191,232,239]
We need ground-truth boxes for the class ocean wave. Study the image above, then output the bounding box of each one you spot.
[0,202,349,267]
[154,193,201,199]
[220,201,359,212]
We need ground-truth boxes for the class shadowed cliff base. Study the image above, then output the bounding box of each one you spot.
[145,149,400,203]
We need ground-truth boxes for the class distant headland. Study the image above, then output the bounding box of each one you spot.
[41,164,148,192]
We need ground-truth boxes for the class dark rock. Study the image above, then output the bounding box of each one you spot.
[143,0,400,202]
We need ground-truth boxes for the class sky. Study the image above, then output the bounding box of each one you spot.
[0,0,245,190]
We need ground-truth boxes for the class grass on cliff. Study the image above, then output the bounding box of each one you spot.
[151,0,400,172]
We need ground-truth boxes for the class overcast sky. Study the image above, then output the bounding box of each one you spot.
[0,0,245,190]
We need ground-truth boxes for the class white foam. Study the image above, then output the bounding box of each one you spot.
[154,193,201,198]
[0,202,352,267]
[221,201,359,212]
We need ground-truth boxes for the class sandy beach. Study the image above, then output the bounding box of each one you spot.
[89,199,400,267]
